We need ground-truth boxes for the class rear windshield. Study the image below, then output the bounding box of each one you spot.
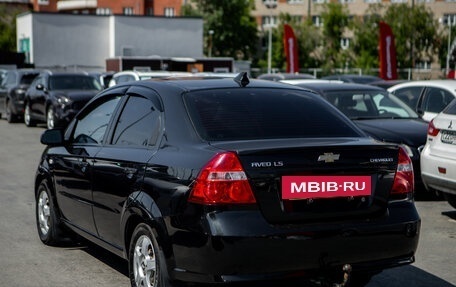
[184,88,362,141]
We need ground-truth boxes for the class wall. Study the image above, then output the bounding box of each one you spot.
[16,12,203,71]
[111,15,203,59]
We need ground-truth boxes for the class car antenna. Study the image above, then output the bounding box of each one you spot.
[234,72,250,87]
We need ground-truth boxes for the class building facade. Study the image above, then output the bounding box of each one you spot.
[16,12,203,70]
[29,0,184,16]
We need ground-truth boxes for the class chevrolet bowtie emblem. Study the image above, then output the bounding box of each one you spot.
[318,153,340,163]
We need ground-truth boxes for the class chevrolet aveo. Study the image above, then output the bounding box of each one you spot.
[35,74,420,287]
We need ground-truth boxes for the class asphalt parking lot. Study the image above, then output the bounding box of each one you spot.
[0,119,454,287]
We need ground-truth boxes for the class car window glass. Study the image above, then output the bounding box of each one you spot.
[184,88,361,141]
[20,73,39,85]
[49,75,102,90]
[6,72,16,85]
[393,86,423,109]
[112,95,161,146]
[423,87,453,113]
[72,96,121,144]
[443,99,456,115]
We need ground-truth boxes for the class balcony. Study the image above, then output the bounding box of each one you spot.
[57,0,97,11]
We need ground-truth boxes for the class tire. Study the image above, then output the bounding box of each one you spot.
[6,100,18,123]
[46,106,57,129]
[36,180,67,245]
[129,223,172,287]
[24,103,36,127]
[444,193,456,209]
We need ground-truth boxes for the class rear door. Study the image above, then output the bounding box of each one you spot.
[92,86,163,249]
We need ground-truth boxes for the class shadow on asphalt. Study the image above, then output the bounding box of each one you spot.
[369,265,456,287]
[442,210,456,220]
[68,241,456,287]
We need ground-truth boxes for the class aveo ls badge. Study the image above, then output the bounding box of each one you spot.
[282,175,371,199]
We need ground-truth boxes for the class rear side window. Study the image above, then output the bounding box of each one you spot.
[184,88,362,141]
[443,99,456,115]
[392,86,423,109]
[112,95,161,147]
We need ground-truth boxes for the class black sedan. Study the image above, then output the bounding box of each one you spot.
[289,82,428,192]
[0,69,40,122]
[24,71,102,129]
[36,74,420,287]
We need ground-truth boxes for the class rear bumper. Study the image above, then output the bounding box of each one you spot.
[421,148,456,195]
[167,201,420,284]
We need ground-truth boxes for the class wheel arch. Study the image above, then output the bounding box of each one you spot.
[122,192,171,261]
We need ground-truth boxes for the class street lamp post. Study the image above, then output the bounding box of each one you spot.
[442,16,455,77]
[264,0,277,74]
[208,30,214,58]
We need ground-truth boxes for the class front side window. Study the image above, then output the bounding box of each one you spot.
[112,95,161,146]
[72,96,121,144]
[184,88,361,141]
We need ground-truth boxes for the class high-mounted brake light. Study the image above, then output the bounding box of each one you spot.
[427,119,440,137]
[188,152,256,205]
[391,146,414,198]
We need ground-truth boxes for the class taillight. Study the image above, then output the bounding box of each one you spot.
[390,146,414,199]
[188,152,256,205]
[427,119,440,137]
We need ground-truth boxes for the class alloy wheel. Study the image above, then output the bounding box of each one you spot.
[133,235,157,287]
[37,190,51,236]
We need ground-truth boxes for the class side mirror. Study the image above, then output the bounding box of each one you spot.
[40,129,64,146]
[417,108,424,116]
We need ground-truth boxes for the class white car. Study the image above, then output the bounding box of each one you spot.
[388,80,456,122]
[108,70,192,87]
[421,99,456,208]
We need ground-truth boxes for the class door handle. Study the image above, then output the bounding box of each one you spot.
[78,158,89,173]
[123,167,138,179]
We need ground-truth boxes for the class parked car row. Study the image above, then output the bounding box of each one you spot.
[273,76,456,208]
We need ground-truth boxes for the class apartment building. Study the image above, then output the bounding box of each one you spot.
[26,0,183,16]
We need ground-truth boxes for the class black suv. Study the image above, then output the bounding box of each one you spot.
[0,69,40,123]
[24,71,102,129]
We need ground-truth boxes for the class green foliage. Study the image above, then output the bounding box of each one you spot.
[185,0,258,60]
[351,5,383,72]
[383,4,438,68]
[259,13,322,72]
[0,4,19,51]
[320,2,351,72]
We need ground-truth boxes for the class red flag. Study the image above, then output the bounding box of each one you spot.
[283,24,299,73]
[379,21,398,80]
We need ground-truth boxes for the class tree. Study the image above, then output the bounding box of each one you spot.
[320,2,351,72]
[257,13,323,72]
[182,0,258,61]
[0,4,21,51]
[383,4,439,69]
[351,4,384,73]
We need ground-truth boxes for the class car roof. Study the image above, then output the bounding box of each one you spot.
[112,74,311,93]
[388,80,456,91]
[291,82,386,93]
